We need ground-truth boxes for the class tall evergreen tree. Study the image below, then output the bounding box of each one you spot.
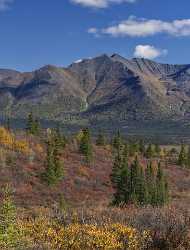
[156,162,169,205]
[145,161,156,205]
[112,159,130,205]
[138,166,149,205]
[79,128,93,163]
[145,144,155,159]
[110,148,123,188]
[130,156,141,204]
[128,141,139,157]
[52,127,67,152]
[26,112,40,136]
[43,136,64,186]
[112,130,122,150]
[122,143,129,162]
[178,145,187,167]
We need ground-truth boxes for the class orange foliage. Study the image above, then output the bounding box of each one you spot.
[0,127,14,148]
[13,139,30,154]
[0,127,30,154]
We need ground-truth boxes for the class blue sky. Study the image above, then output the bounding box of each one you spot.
[0,0,190,71]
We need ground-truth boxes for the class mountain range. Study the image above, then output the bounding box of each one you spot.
[1,54,190,132]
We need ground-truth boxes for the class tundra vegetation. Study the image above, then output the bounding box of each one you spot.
[0,115,189,249]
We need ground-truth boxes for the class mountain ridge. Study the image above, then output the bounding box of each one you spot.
[0,54,190,129]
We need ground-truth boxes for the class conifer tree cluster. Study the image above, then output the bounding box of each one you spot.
[26,112,40,136]
[79,128,93,163]
[111,146,169,207]
[43,129,65,186]
[178,144,190,168]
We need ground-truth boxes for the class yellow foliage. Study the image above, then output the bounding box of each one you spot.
[0,127,14,148]
[0,127,30,155]
[13,139,30,154]
[19,218,151,250]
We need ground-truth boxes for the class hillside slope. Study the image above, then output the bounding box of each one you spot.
[0,54,190,125]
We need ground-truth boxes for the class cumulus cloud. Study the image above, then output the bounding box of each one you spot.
[0,0,13,11]
[71,0,136,8]
[134,45,168,59]
[90,17,190,37]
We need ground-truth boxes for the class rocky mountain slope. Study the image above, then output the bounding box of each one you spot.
[0,54,190,126]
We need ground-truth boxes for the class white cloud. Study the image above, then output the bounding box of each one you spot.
[71,0,136,8]
[90,17,190,37]
[134,45,168,59]
[88,27,98,34]
[0,0,13,11]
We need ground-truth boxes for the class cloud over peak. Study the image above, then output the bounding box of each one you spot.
[89,17,190,37]
[134,45,168,59]
[71,0,136,8]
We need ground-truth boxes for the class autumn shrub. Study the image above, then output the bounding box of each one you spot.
[13,139,31,155]
[18,217,151,250]
[128,206,190,250]
[64,205,190,250]
[0,127,31,155]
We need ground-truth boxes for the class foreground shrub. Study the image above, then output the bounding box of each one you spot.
[19,217,151,250]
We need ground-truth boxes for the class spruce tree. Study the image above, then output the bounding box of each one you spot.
[79,128,93,163]
[138,166,148,205]
[146,144,155,159]
[26,112,40,136]
[26,112,33,134]
[43,136,64,186]
[53,127,67,152]
[122,143,129,162]
[112,159,130,206]
[178,145,187,167]
[110,148,123,188]
[128,142,137,157]
[156,162,169,205]
[146,161,156,205]
[112,130,122,150]
[130,156,141,204]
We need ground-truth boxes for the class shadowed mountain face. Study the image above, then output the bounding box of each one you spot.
[0,54,190,125]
